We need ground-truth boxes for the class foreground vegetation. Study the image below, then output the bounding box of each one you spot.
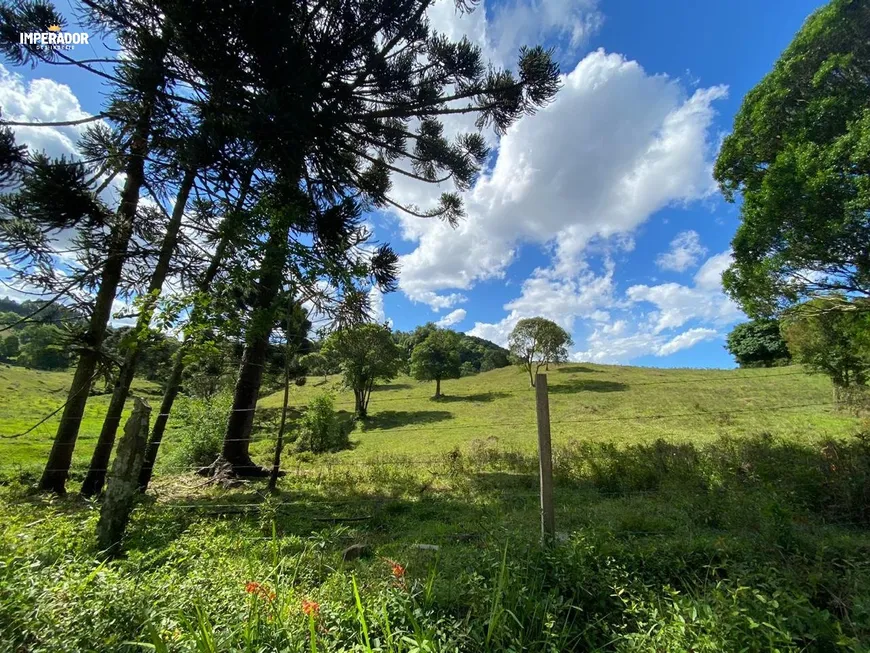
[2,363,869,650]
[2,430,870,651]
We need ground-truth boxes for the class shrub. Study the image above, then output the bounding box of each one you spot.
[296,393,349,453]
[168,392,232,467]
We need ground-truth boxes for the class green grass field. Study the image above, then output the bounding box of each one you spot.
[2,363,870,650]
[2,360,855,471]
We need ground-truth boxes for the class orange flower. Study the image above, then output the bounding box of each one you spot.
[302,599,320,617]
[245,581,275,601]
[386,559,405,579]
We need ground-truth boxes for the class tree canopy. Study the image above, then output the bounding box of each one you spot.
[321,323,403,418]
[410,328,462,398]
[725,319,791,368]
[508,317,572,387]
[781,296,870,402]
[713,0,870,317]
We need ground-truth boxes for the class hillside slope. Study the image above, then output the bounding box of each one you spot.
[0,362,858,468]
[260,362,855,458]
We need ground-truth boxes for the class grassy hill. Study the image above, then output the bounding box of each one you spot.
[0,361,859,469]
[255,362,856,459]
[2,362,870,649]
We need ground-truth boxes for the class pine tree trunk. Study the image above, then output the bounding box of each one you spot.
[39,69,162,494]
[137,351,183,490]
[137,169,255,491]
[81,168,195,497]
[221,223,290,473]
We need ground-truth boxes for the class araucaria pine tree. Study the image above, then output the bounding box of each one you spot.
[155,0,561,471]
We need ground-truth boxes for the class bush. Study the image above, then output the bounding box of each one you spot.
[168,392,232,467]
[296,393,349,453]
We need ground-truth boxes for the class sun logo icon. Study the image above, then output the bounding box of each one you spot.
[47,25,61,32]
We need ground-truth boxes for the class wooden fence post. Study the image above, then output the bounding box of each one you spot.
[96,397,151,557]
[535,373,555,541]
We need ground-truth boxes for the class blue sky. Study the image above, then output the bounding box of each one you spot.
[0,0,826,367]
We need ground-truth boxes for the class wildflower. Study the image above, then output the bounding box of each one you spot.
[387,559,406,580]
[245,581,275,601]
[302,598,320,617]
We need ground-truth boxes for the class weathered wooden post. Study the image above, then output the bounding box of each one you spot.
[535,373,555,541]
[96,397,151,557]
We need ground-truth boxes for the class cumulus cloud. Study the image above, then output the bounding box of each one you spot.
[467,257,616,346]
[435,308,466,328]
[656,327,719,356]
[428,0,603,71]
[0,63,124,209]
[656,230,708,272]
[571,251,742,363]
[368,287,393,328]
[394,49,727,309]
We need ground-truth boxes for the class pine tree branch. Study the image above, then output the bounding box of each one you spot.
[1,114,110,128]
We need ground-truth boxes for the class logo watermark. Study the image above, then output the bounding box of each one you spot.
[19,25,89,50]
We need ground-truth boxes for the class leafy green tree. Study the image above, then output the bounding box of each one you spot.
[17,324,69,370]
[713,0,870,317]
[459,361,477,377]
[781,296,870,403]
[480,349,510,372]
[321,323,402,419]
[300,351,340,383]
[725,319,791,368]
[0,333,19,362]
[410,329,462,399]
[508,317,572,387]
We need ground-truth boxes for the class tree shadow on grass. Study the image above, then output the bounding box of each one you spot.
[372,383,412,392]
[358,410,453,430]
[435,392,512,403]
[549,380,628,394]
[556,366,602,374]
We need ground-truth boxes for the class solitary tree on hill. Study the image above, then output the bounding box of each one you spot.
[410,329,462,399]
[508,317,572,387]
[321,323,403,419]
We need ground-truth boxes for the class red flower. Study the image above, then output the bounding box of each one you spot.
[386,559,405,580]
[302,599,320,617]
[245,582,275,601]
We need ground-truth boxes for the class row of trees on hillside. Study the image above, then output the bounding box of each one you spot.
[716,0,870,408]
[0,0,561,493]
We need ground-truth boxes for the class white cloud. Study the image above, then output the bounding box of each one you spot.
[656,230,707,272]
[0,63,125,211]
[467,256,616,346]
[435,308,467,328]
[694,249,733,290]
[0,64,92,161]
[571,250,742,363]
[368,287,393,328]
[656,327,719,356]
[394,49,727,309]
[627,250,741,334]
[428,0,603,71]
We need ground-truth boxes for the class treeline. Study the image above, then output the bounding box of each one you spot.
[0,0,559,494]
